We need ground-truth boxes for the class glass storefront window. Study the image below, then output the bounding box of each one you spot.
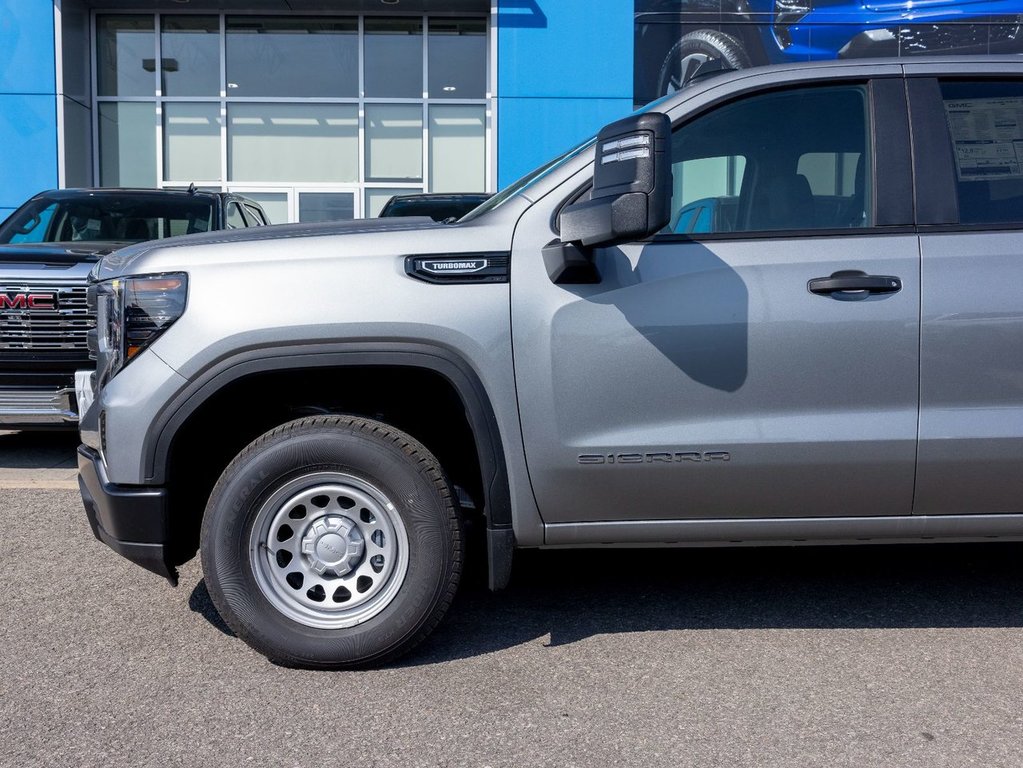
[237,192,289,225]
[164,103,222,183]
[99,103,156,187]
[228,104,359,183]
[161,16,220,97]
[364,18,423,98]
[428,19,486,99]
[226,17,359,98]
[97,16,155,97]
[96,12,489,222]
[429,105,485,192]
[366,105,423,182]
[299,193,355,223]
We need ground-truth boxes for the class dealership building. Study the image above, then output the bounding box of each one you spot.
[0,0,633,224]
[6,1,1015,224]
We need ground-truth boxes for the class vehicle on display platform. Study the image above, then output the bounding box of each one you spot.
[0,188,268,428]
[79,57,1023,669]
[634,0,1023,100]
[378,192,493,222]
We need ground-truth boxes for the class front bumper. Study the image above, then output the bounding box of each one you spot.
[78,444,177,585]
[0,385,79,427]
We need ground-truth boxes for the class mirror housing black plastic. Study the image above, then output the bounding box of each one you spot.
[560,111,672,248]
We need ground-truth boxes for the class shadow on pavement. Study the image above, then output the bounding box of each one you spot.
[407,543,1023,665]
[0,430,79,469]
[186,542,1023,666]
[188,580,237,637]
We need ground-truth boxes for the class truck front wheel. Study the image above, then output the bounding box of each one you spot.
[200,415,463,668]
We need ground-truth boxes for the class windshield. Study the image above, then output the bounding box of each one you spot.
[459,136,597,222]
[383,195,491,222]
[0,194,215,245]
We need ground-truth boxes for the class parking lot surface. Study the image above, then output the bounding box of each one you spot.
[0,430,79,489]
[2,431,1023,767]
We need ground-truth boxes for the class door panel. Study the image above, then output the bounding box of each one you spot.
[511,78,919,527]
[512,234,920,523]
[917,234,1023,514]
[913,78,1023,515]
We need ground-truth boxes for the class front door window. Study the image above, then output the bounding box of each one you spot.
[669,85,871,234]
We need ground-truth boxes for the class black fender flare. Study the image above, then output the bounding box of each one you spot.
[143,342,515,587]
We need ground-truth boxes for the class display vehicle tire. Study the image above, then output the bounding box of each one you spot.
[657,30,753,94]
[200,415,463,669]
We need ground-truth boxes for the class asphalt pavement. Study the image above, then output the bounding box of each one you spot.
[0,429,78,489]
[1,431,1023,767]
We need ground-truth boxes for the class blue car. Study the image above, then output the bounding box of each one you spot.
[635,0,1023,101]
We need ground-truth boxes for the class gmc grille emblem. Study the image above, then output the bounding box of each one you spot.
[0,293,57,310]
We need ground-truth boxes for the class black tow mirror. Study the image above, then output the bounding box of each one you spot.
[560,112,672,248]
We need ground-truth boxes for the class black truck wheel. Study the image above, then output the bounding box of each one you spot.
[657,30,753,94]
[200,415,463,669]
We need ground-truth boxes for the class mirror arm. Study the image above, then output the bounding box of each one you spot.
[542,239,601,285]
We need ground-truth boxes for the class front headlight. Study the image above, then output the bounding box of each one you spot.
[95,273,188,385]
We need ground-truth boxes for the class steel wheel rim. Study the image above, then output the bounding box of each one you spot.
[249,471,410,629]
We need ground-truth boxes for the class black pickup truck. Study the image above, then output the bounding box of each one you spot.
[0,188,269,429]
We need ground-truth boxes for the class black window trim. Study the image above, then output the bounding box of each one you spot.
[873,76,915,227]
[906,76,959,227]
[644,224,918,243]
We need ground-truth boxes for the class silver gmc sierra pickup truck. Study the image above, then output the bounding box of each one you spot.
[78,57,1023,668]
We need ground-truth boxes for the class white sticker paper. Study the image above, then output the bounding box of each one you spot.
[943,97,1023,181]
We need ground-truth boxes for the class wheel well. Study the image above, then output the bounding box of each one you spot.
[164,365,485,566]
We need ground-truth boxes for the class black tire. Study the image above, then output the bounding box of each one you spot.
[200,415,462,669]
[656,30,753,94]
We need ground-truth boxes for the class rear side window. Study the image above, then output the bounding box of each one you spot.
[940,80,1023,225]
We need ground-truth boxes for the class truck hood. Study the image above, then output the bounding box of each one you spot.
[92,216,455,281]
[0,241,126,265]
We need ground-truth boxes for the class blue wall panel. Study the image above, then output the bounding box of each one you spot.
[0,0,56,94]
[497,0,633,99]
[498,96,632,185]
[497,0,633,186]
[0,94,59,208]
[0,0,58,208]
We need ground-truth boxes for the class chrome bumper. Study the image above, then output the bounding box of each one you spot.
[0,385,79,425]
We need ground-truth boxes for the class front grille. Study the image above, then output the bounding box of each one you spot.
[0,282,94,352]
[898,18,1023,54]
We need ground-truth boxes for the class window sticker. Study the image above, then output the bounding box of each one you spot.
[944,98,1023,181]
